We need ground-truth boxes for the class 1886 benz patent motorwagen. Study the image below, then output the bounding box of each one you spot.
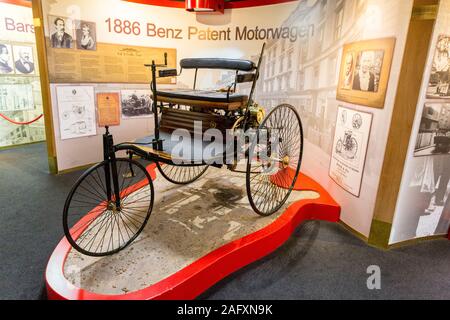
[63,45,304,257]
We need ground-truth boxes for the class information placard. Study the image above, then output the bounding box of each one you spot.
[56,86,97,140]
[46,42,177,84]
[329,106,373,197]
[97,92,120,127]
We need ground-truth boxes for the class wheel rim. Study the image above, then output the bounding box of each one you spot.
[156,163,208,185]
[63,159,154,257]
[247,104,303,216]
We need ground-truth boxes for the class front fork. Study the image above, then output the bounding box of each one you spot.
[103,127,121,209]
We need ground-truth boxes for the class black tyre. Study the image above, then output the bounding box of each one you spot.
[156,163,208,185]
[246,104,304,216]
[63,158,154,257]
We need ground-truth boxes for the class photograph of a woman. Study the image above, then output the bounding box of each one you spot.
[76,21,97,51]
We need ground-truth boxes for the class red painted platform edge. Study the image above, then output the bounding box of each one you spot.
[46,169,341,300]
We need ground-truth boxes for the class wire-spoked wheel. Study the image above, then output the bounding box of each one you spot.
[156,163,208,185]
[246,104,304,216]
[63,158,154,257]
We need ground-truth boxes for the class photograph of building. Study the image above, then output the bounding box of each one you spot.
[257,0,367,155]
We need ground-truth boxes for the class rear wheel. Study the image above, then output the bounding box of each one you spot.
[156,163,208,185]
[63,158,154,257]
[246,104,303,216]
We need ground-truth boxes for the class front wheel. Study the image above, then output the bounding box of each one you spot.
[63,158,154,257]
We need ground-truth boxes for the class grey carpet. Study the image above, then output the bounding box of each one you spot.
[0,143,449,300]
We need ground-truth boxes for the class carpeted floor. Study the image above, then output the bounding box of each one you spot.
[0,142,449,300]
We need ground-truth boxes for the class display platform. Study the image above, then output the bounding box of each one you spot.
[46,164,341,300]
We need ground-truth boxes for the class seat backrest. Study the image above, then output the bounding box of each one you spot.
[160,108,236,135]
[180,58,256,72]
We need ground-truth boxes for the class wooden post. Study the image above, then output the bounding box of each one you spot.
[368,0,440,248]
[31,0,58,174]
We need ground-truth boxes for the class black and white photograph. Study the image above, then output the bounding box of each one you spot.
[0,43,14,74]
[337,37,395,109]
[427,35,450,98]
[414,103,450,157]
[49,16,74,49]
[75,20,97,51]
[352,50,384,93]
[13,45,35,75]
[121,90,153,119]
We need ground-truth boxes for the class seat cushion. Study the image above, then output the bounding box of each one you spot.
[156,89,248,103]
[180,58,255,72]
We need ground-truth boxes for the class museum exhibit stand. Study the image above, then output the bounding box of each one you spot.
[0,0,444,300]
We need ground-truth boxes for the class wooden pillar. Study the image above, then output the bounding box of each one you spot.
[31,0,58,174]
[368,0,440,248]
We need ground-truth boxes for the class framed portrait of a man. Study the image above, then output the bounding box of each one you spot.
[0,43,14,75]
[13,45,35,75]
[48,16,74,49]
[337,38,396,109]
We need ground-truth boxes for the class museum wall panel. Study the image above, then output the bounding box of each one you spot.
[39,0,297,171]
[0,0,46,148]
[38,0,414,237]
[390,0,450,244]
[256,0,413,237]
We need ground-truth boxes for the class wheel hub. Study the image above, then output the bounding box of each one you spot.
[282,156,290,169]
[107,202,120,213]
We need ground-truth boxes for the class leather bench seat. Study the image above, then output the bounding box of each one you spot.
[154,89,248,111]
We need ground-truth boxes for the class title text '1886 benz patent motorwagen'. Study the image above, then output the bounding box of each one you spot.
[63,44,305,257]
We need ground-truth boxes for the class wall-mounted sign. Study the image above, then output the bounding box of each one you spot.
[46,41,177,84]
[97,92,120,127]
[56,86,97,140]
[336,37,396,109]
[329,106,373,197]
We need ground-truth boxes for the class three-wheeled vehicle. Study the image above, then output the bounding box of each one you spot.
[63,45,304,257]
